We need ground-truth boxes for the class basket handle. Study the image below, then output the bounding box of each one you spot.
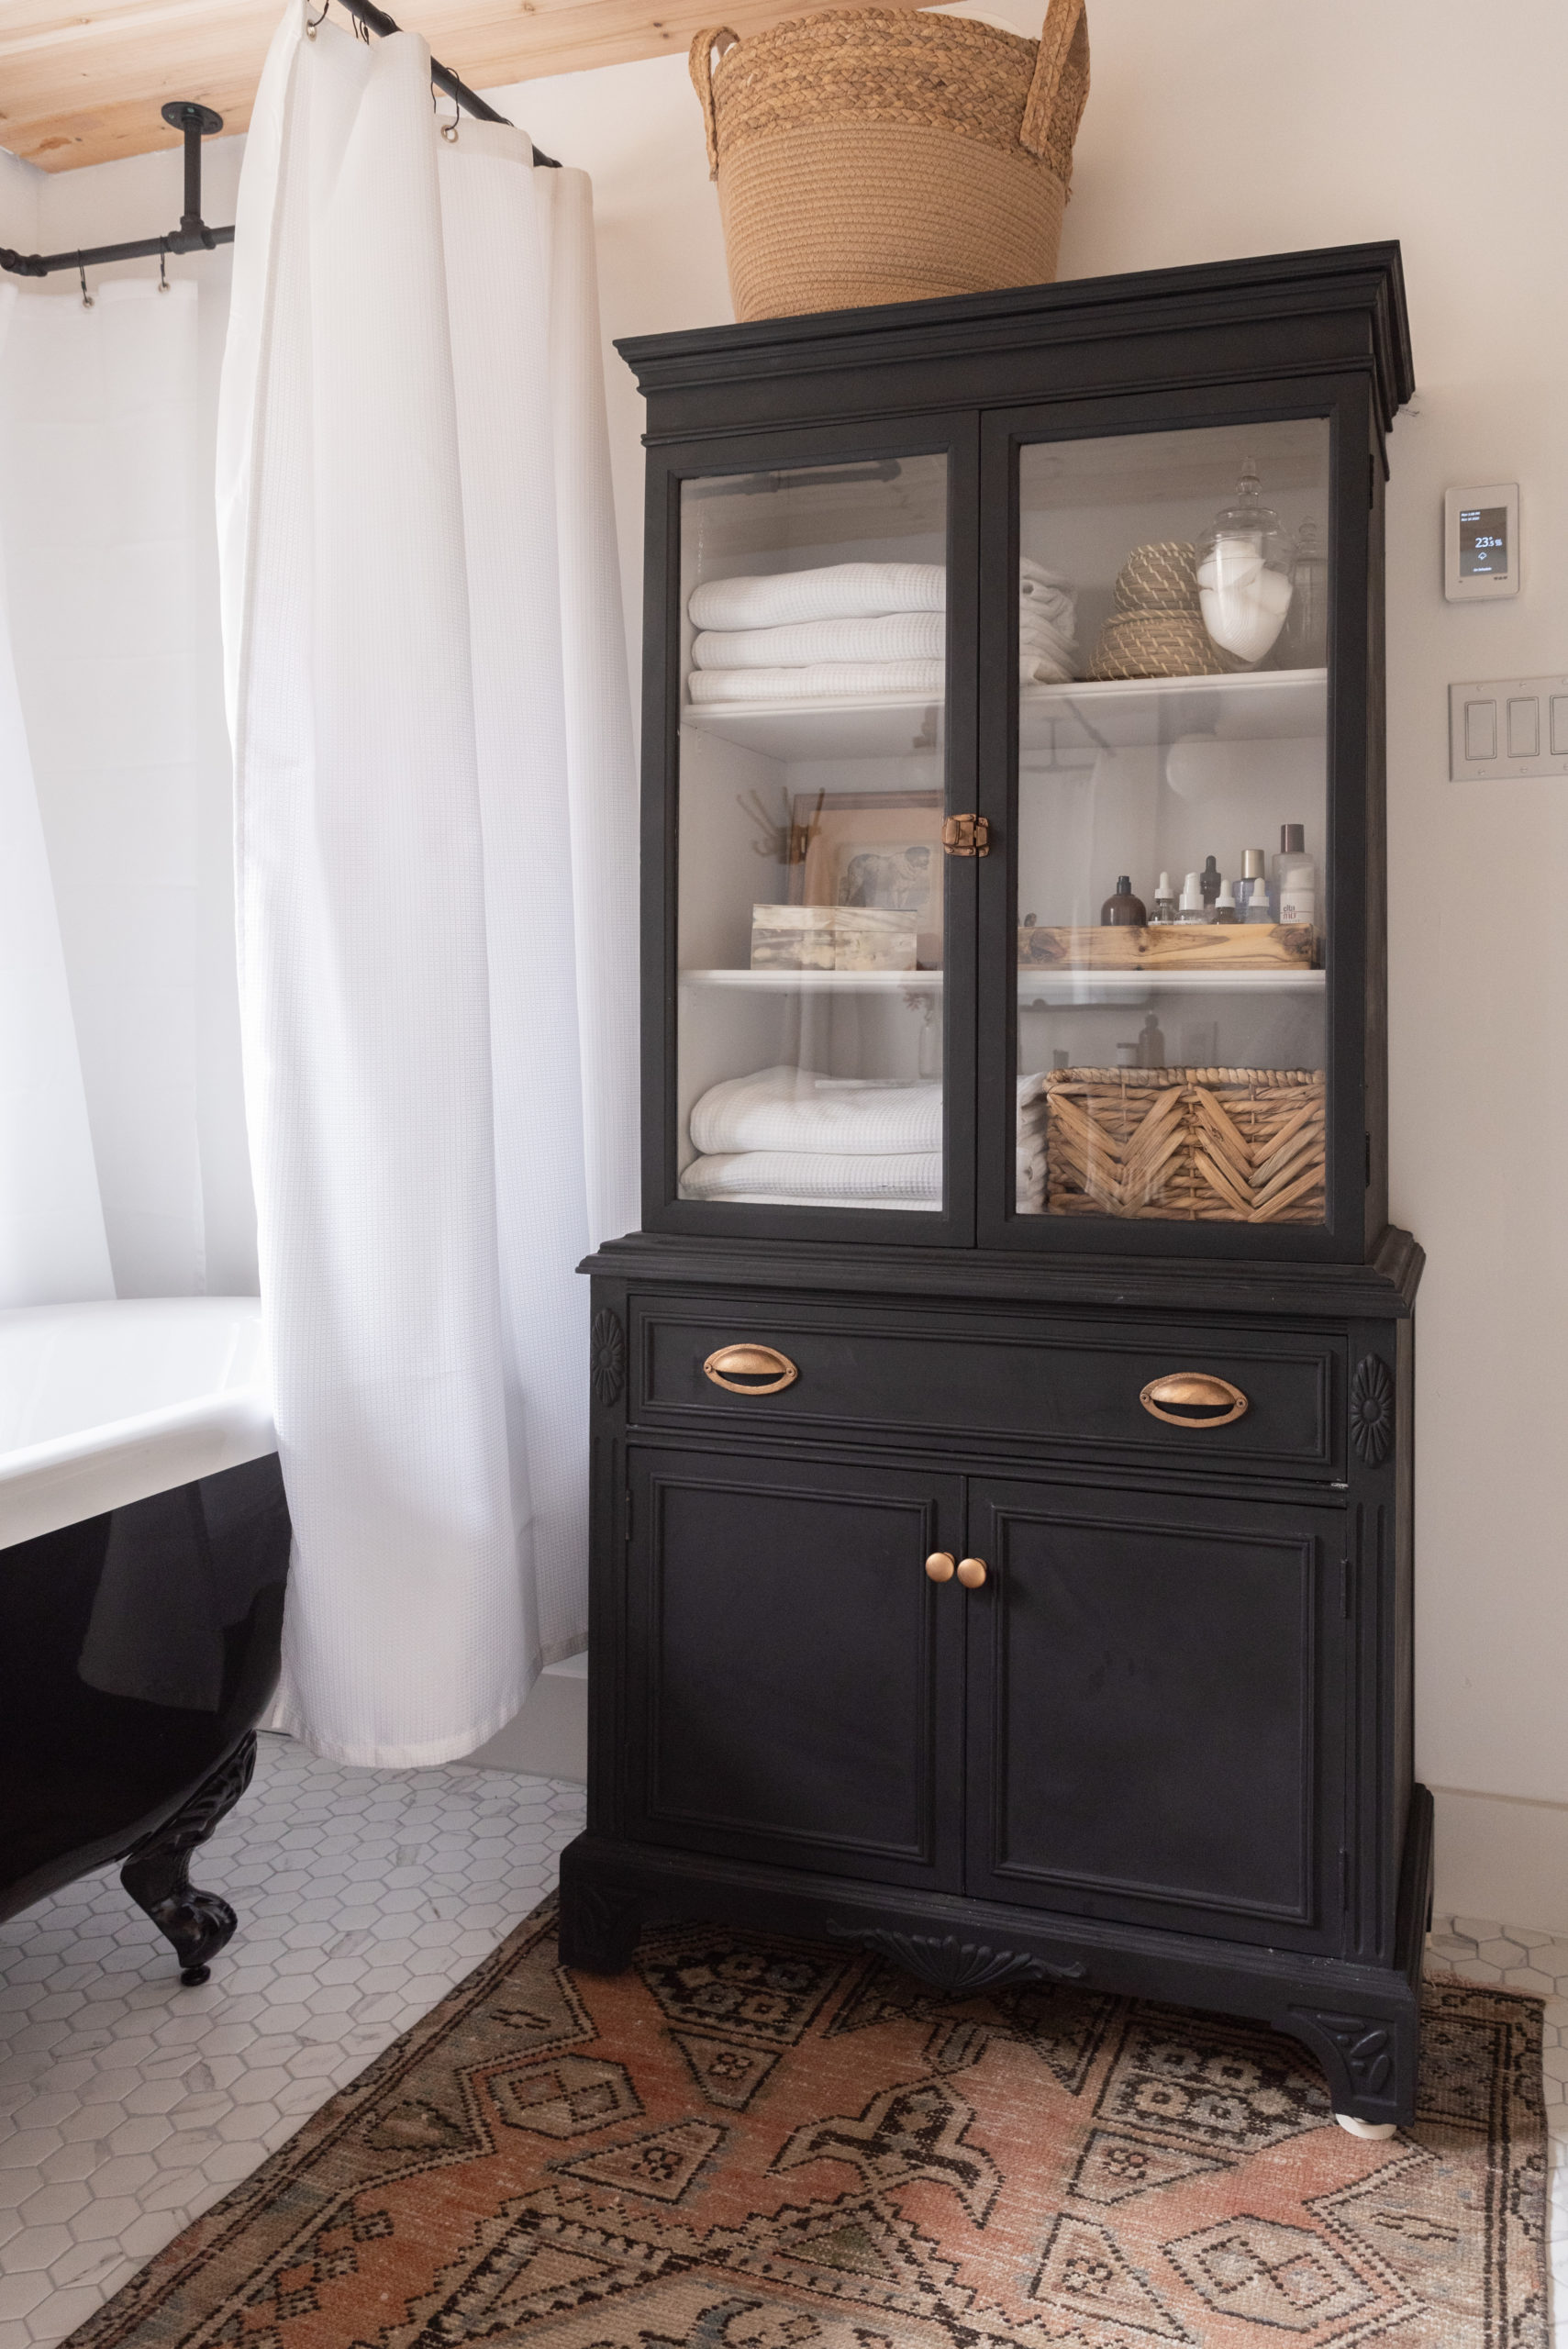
[1021,0,1089,164]
[689,26,739,180]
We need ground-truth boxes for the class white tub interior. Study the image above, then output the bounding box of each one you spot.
[0,1299,265,1454]
[0,1298,276,1549]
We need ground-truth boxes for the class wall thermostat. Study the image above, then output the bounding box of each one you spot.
[1444,482,1518,601]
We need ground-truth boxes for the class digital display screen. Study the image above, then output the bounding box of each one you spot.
[1460,505,1509,579]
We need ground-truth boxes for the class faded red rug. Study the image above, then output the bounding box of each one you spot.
[70,1902,1547,2348]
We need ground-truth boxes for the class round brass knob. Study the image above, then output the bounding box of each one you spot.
[956,1556,987,1589]
[925,1552,956,1583]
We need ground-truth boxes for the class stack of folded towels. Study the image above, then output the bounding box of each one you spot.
[687,560,1076,705]
[680,1065,1051,1210]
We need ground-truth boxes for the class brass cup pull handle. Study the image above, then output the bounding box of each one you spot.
[925,1552,956,1583]
[956,1556,987,1589]
[703,1343,798,1396]
[1140,1372,1249,1429]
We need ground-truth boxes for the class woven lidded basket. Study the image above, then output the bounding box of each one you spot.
[1040,1068,1326,1223]
[690,0,1090,323]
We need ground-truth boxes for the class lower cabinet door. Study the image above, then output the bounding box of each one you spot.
[624,1448,965,1887]
[963,1479,1347,1951]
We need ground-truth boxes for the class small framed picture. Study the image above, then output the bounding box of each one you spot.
[789,790,944,968]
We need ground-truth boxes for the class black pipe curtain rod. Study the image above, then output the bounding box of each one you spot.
[0,0,556,282]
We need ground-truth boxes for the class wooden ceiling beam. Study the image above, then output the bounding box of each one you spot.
[0,0,930,173]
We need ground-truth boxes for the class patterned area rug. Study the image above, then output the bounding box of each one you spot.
[70,1902,1547,2348]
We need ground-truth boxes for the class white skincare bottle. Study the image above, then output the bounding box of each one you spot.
[1177,872,1206,923]
[1273,824,1317,928]
[1150,872,1178,925]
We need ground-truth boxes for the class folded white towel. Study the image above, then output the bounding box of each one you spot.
[689,661,945,705]
[1019,567,1076,633]
[691,1065,943,1156]
[690,562,945,632]
[680,1150,941,1205]
[693,611,945,670]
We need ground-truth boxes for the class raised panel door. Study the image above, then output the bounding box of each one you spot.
[964,1478,1347,1951]
[624,1447,965,1888]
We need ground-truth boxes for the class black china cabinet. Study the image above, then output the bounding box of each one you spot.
[564,244,1426,2132]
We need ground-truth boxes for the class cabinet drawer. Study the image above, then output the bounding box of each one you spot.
[633,1297,1343,1479]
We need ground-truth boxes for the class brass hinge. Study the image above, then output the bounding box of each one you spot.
[942,813,990,857]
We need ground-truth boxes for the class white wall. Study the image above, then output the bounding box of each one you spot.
[9,0,1566,1908]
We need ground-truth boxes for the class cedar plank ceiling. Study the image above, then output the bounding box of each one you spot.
[2,0,926,171]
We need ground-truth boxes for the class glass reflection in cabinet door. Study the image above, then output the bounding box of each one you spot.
[676,453,949,1212]
[1014,420,1330,1226]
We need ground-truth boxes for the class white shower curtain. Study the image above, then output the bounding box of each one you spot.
[0,275,249,1305]
[218,7,638,1764]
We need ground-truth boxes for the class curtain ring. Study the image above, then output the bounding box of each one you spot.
[77,256,94,310]
[437,86,461,139]
[305,0,328,38]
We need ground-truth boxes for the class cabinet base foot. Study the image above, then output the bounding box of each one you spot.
[1334,2112,1398,2140]
[557,1854,641,1975]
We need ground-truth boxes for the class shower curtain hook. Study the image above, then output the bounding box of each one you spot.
[305,0,328,38]
[439,89,461,140]
[77,256,94,310]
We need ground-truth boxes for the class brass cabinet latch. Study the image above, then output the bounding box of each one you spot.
[942,814,990,857]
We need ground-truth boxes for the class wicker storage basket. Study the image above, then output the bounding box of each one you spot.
[1039,1067,1326,1223]
[690,0,1090,323]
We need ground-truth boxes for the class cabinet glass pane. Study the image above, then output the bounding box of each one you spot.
[677,455,948,1212]
[1015,420,1329,1226]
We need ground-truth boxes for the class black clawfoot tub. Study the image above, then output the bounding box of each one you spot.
[0,1299,291,1982]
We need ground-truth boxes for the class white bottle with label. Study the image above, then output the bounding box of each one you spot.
[1273,823,1317,930]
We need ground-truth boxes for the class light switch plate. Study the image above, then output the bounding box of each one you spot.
[1449,675,1568,779]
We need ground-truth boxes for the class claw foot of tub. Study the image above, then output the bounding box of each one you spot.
[121,1731,258,1984]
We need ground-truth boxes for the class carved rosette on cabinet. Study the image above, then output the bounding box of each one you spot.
[1349,1355,1396,1466]
[590,1309,628,1407]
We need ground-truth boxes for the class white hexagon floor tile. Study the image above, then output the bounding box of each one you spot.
[0,1732,584,2349]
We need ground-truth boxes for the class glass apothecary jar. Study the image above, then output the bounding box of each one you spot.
[1195,460,1296,670]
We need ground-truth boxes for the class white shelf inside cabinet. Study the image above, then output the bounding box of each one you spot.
[1019,668,1328,761]
[681,966,1323,998]
[681,967,943,992]
[679,668,1327,763]
[682,695,941,761]
[1018,967,1326,1004]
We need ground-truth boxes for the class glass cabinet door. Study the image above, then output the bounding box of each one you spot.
[672,451,956,1220]
[1005,418,1331,1232]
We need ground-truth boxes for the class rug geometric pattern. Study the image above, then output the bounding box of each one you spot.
[61,1902,1548,2349]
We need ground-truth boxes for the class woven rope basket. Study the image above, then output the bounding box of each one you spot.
[1087,610,1219,682]
[1040,1068,1326,1223]
[690,1,1090,322]
[1114,540,1200,613]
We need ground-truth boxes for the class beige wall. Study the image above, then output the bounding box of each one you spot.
[6,0,1565,1920]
